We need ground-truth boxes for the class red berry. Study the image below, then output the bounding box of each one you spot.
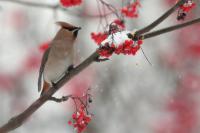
[121,0,141,18]
[39,41,49,53]
[60,0,82,7]
[91,32,108,45]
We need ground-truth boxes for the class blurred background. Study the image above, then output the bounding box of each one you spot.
[0,0,200,133]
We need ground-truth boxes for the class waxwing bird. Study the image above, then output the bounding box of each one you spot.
[38,21,81,96]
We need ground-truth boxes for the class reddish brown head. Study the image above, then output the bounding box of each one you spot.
[56,21,81,37]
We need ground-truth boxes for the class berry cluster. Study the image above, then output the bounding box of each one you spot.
[113,19,125,29]
[91,18,125,45]
[60,0,82,7]
[91,20,143,58]
[68,106,92,133]
[180,0,195,12]
[98,39,143,57]
[91,32,108,45]
[177,0,195,20]
[121,0,141,18]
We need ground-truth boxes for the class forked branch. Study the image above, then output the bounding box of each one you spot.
[135,0,187,36]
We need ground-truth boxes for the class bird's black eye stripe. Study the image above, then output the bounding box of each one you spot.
[68,28,75,31]
[68,27,80,31]
[73,29,79,37]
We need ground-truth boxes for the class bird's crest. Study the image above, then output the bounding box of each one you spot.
[56,21,80,31]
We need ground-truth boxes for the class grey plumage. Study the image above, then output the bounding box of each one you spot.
[37,21,81,94]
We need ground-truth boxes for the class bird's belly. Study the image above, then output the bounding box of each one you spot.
[43,57,72,84]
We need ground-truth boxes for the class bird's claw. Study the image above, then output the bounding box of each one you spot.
[51,81,57,89]
[67,64,74,72]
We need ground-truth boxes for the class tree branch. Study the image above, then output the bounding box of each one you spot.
[135,0,187,36]
[0,0,60,9]
[142,17,200,40]
[0,51,99,133]
[0,0,113,18]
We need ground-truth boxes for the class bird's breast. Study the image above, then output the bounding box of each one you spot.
[43,50,73,84]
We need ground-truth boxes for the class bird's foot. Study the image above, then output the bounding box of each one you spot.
[67,64,74,72]
[51,81,57,89]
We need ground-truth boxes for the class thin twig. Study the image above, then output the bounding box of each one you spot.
[141,47,152,66]
[99,0,120,18]
[135,0,187,36]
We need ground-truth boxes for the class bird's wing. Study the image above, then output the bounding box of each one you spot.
[38,48,50,92]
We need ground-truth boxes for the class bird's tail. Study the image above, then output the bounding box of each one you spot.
[40,80,50,96]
